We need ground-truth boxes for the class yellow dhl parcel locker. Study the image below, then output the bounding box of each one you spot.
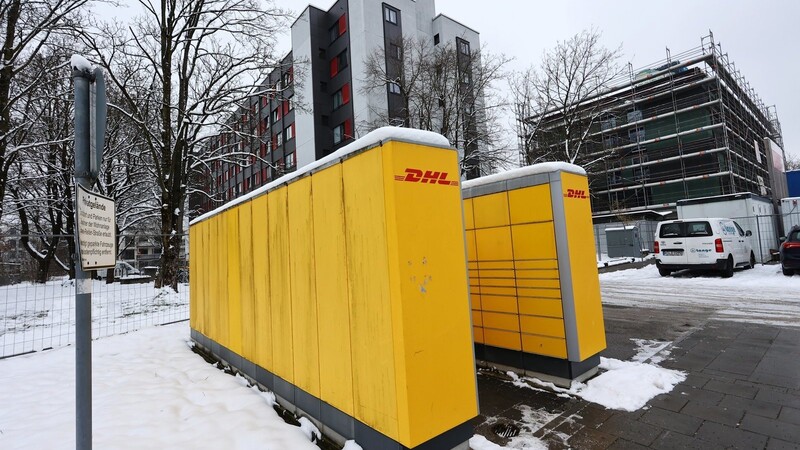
[189,128,478,450]
[462,162,606,385]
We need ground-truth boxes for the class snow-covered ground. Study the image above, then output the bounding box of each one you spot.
[0,322,322,450]
[600,264,800,327]
[0,278,188,358]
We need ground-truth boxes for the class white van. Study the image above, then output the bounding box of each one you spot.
[654,218,755,278]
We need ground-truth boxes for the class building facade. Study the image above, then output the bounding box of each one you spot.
[192,0,480,216]
[523,33,787,218]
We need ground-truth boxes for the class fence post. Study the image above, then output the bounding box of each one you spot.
[755,215,763,265]
[596,225,601,261]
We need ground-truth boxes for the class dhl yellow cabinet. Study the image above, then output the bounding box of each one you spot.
[189,128,478,450]
[463,163,606,385]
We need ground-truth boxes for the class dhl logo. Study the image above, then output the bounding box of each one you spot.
[564,188,588,199]
[394,168,459,186]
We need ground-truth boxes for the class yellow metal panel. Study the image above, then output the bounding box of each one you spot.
[268,187,293,382]
[341,149,397,438]
[484,329,522,351]
[516,269,560,280]
[517,287,561,299]
[480,286,517,297]
[479,269,515,279]
[465,230,477,262]
[520,316,566,338]
[511,222,557,260]
[470,294,482,310]
[472,310,483,327]
[508,184,553,224]
[560,172,607,360]
[482,312,520,332]
[472,192,509,228]
[463,198,475,230]
[477,277,516,288]
[206,218,218,340]
[481,295,518,314]
[215,214,229,348]
[474,226,513,261]
[521,334,567,359]
[478,261,515,270]
[518,298,564,318]
[226,209,243,355]
[238,202,256,362]
[312,163,355,416]
[251,194,273,371]
[473,326,484,343]
[382,141,477,447]
[189,224,198,330]
[514,260,559,270]
[288,177,320,397]
[516,278,561,289]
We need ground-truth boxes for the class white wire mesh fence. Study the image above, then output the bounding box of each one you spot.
[0,234,189,359]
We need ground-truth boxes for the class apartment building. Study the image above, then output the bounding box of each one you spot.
[192,0,480,216]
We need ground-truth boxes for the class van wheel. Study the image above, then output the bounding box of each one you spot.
[658,267,672,277]
[783,267,794,276]
[721,256,734,278]
[748,252,756,269]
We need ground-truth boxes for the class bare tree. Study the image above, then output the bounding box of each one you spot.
[511,28,623,171]
[786,153,800,171]
[0,0,92,221]
[83,0,290,290]
[362,36,513,178]
[7,47,75,282]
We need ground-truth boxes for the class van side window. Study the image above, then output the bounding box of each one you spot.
[733,222,745,237]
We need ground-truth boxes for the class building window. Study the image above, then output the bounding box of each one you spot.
[384,6,398,24]
[272,107,281,123]
[284,123,295,141]
[330,13,346,42]
[457,39,470,55]
[389,43,401,59]
[332,83,350,110]
[388,81,401,95]
[628,127,645,143]
[330,49,348,78]
[434,33,440,45]
[286,152,296,170]
[282,68,293,87]
[333,119,352,145]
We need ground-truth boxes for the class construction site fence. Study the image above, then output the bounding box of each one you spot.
[593,211,800,265]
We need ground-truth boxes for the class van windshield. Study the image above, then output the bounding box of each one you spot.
[659,221,712,238]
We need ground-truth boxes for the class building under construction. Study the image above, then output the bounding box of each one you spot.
[522,33,787,217]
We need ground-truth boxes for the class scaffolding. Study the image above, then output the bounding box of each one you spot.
[524,32,785,217]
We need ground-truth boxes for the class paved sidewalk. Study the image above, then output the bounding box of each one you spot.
[474,306,800,449]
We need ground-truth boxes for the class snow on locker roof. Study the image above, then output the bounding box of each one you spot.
[190,127,452,225]
[461,161,586,189]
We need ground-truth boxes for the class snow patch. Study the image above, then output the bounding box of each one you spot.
[469,435,507,450]
[0,323,317,449]
[70,54,93,72]
[507,356,686,412]
[298,416,321,442]
[191,126,451,226]
[461,162,586,190]
[342,441,364,450]
[631,339,672,363]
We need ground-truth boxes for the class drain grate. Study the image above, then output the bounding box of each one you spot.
[491,422,521,438]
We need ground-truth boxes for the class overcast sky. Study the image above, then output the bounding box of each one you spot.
[274,0,799,160]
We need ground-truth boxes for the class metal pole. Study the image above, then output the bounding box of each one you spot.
[73,68,93,450]
[755,214,763,266]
